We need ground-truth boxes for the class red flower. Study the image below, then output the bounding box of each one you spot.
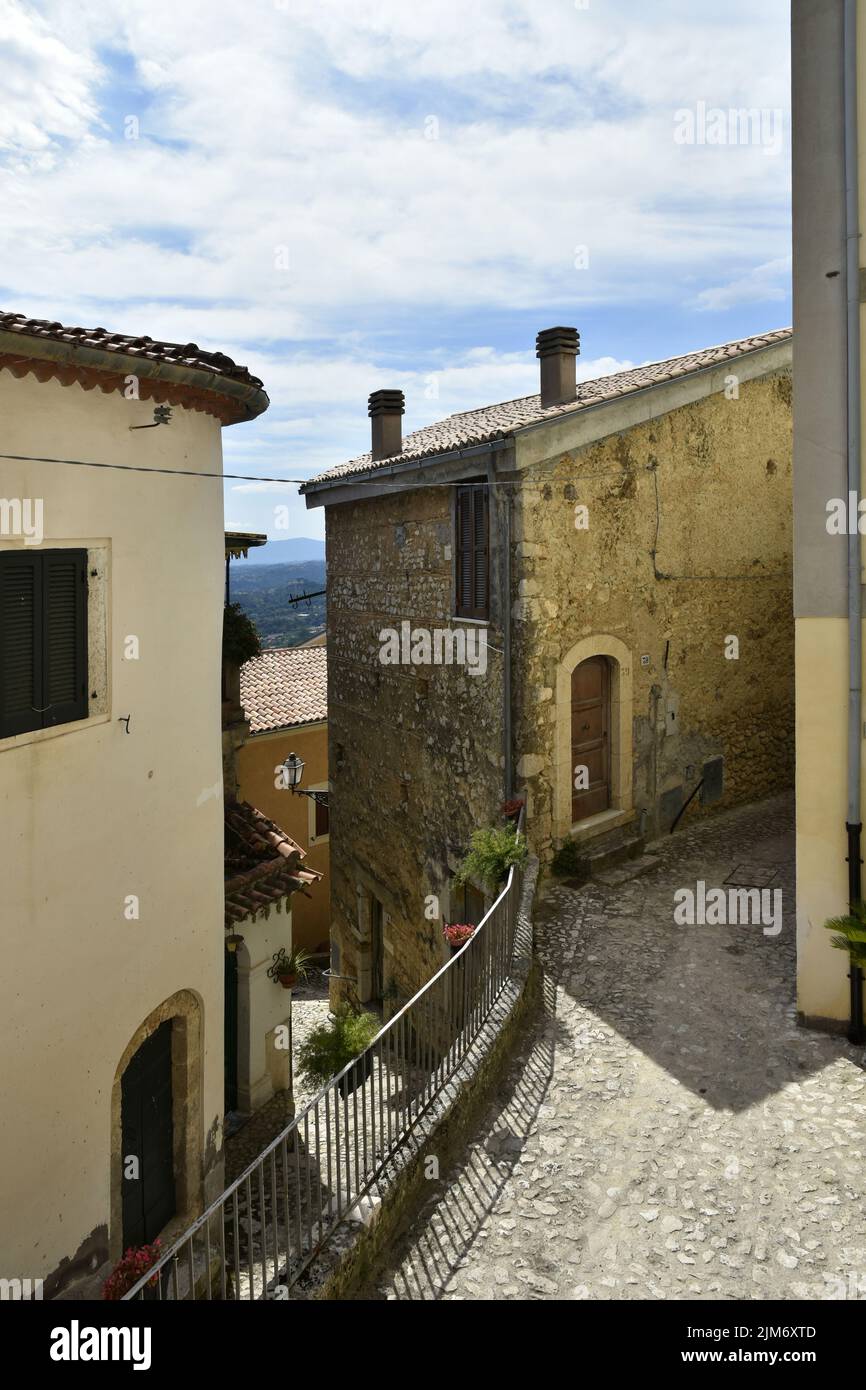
[102,1239,162,1299]
[443,923,475,947]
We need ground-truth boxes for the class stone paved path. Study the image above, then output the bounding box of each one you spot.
[366,795,866,1300]
[225,971,333,1185]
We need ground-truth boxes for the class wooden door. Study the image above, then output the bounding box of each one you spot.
[224,949,238,1114]
[571,656,611,822]
[121,1020,176,1249]
[371,898,384,1002]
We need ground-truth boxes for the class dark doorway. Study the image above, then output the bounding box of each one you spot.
[224,948,238,1113]
[571,655,611,822]
[371,897,384,1002]
[121,1020,175,1249]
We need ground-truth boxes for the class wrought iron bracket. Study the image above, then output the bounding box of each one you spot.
[291,788,330,808]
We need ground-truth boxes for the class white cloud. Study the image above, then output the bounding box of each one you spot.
[693,255,791,312]
[0,0,791,537]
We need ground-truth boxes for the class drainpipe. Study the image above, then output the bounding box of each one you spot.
[844,0,864,1044]
[491,458,513,799]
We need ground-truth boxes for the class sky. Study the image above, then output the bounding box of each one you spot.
[0,0,791,542]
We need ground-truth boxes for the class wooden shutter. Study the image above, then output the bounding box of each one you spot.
[0,552,42,737]
[42,550,88,727]
[0,549,87,737]
[314,795,330,839]
[455,482,489,620]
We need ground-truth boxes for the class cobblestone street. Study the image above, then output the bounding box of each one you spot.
[366,795,866,1300]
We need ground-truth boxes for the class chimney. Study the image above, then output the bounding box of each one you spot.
[536,326,580,407]
[368,389,405,461]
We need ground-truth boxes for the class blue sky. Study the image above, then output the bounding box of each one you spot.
[0,0,791,542]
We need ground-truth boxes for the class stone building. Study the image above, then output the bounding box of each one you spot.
[302,326,793,1004]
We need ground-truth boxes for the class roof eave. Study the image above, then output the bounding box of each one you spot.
[0,328,270,424]
[302,436,511,508]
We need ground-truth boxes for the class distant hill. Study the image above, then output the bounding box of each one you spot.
[230,559,325,649]
[234,537,325,565]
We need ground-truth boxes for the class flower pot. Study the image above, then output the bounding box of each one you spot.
[278,973,298,989]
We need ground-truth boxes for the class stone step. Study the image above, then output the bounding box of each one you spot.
[580,826,646,875]
[593,853,662,887]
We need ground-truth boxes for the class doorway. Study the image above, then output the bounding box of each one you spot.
[571,655,611,821]
[370,896,384,1003]
[224,948,238,1114]
[120,1020,176,1249]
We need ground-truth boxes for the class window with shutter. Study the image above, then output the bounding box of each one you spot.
[0,549,88,738]
[314,794,329,839]
[454,482,489,620]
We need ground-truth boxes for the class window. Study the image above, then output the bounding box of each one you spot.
[455,482,489,620]
[307,784,330,843]
[0,550,88,738]
[314,795,329,839]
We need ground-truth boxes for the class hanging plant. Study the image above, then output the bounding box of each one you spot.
[222,602,261,667]
[269,946,313,989]
[443,922,475,950]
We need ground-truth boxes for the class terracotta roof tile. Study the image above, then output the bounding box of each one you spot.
[302,329,792,488]
[240,646,327,735]
[0,310,263,391]
[224,798,320,928]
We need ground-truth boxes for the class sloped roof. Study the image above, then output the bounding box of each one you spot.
[224,798,320,929]
[240,646,327,735]
[0,310,268,423]
[302,329,792,489]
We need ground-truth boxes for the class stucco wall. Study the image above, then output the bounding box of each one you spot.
[237,721,331,953]
[791,0,866,1025]
[0,371,226,1291]
[513,368,794,860]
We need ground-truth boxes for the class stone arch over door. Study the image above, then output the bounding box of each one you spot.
[555,634,634,842]
[110,989,204,1262]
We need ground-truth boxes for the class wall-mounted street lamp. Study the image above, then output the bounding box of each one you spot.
[281,752,330,808]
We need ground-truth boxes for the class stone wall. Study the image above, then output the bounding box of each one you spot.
[326,485,506,1003]
[512,368,794,860]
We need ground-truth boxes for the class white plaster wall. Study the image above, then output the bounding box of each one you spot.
[236,909,293,1113]
[0,371,227,1283]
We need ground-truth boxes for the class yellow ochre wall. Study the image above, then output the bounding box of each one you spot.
[237,720,331,954]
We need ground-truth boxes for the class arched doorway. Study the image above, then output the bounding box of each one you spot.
[571,655,611,822]
[121,1020,176,1248]
[555,635,634,841]
[111,990,204,1262]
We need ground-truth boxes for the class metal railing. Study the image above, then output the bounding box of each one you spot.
[124,819,525,1301]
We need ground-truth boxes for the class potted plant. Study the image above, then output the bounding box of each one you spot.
[102,1239,162,1300]
[444,922,475,954]
[455,821,528,893]
[501,797,524,825]
[222,602,261,710]
[823,901,866,971]
[271,946,312,989]
[297,1004,380,1096]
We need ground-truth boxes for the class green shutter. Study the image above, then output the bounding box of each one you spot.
[42,550,88,727]
[0,549,87,737]
[0,552,42,736]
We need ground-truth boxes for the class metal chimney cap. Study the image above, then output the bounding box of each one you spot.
[536,326,580,358]
[368,389,405,417]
